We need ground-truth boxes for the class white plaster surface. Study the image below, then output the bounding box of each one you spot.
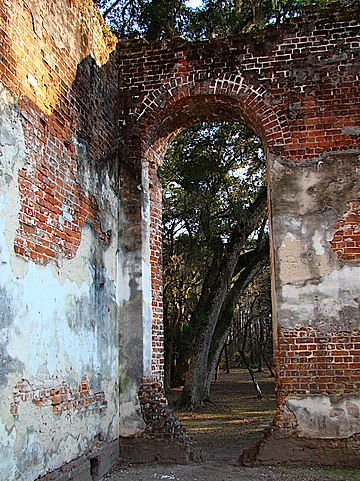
[287,395,360,439]
[118,401,146,437]
[279,264,360,330]
[0,81,119,481]
[0,417,16,480]
[273,201,360,331]
[142,160,153,376]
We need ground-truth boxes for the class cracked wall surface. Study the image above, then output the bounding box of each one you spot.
[117,1,360,466]
[1,0,360,477]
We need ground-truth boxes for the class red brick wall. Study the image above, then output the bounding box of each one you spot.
[331,192,360,262]
[275,327,360,423]
[1,0,117,264]
[0,1,120,478]
[149,158,164,378]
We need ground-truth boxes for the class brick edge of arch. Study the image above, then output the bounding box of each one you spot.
[134,72,290,151]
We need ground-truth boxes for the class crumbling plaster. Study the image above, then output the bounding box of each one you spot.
[1,0,360,476]
[271,152,360,332]
[0,66,119,481]
[287,395,360,439]
[116,2,360,466]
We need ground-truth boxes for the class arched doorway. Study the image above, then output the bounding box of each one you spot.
[118,87,282,451]
[118,12,360,464]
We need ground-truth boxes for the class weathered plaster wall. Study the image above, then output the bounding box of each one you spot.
[117,2,360,465]
[2,0,360,474]
[0,0,120,479]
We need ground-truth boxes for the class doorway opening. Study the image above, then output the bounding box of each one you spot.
[160,120,276,463]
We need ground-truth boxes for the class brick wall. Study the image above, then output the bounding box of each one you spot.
[118,2,360,465]
[1,0,360,473]
[331,192,360,261]
[118,2,360,371]
[1,0,117,264]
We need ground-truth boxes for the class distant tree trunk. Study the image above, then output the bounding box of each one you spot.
[171,350,190,387]
[164,336,173,392]
[262,351,275,377]
[240,351,262,398]
[224,344,230,373]
[257,318,264,372]
[203,239,269,400]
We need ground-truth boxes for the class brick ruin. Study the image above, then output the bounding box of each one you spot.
[0,0,360,479]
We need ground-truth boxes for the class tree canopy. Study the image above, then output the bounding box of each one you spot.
[94,0,329,40]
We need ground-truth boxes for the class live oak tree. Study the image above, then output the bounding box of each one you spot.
[203,235,270,400]
[162,122,269,408]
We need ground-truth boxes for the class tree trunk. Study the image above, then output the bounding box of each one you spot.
[203,238,269,400]
[257,319,264,372]
[180,231,245,407]
[224,344,230,374]
[240,351,263,398]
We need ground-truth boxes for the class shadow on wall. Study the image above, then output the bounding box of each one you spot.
[0,37,125,480]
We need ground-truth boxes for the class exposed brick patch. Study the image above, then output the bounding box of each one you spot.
[14,122,111,264]
[275,327,360,429]
[275,327,360,426]
[0,0,115,265]
[330,191,360,262]
[10,376,108,417]
[148,152,164,380]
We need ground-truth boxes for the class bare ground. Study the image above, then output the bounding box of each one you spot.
[102,369,360,481]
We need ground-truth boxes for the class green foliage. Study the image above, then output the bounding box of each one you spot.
[94,0,189,38]
[161,122,267,387]
[162,122,265,244]
[95,0,337,39]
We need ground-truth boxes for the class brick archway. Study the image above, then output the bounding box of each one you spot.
[136,73,289,149]
[138,88,281,382]
[118,6,360,465]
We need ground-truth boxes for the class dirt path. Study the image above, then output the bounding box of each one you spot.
[169,369,276,464]
[102,369,360,481]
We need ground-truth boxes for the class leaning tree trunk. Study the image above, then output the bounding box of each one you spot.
[180,232,244,407]
[179,188,267,408]
[203,239,269,399]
